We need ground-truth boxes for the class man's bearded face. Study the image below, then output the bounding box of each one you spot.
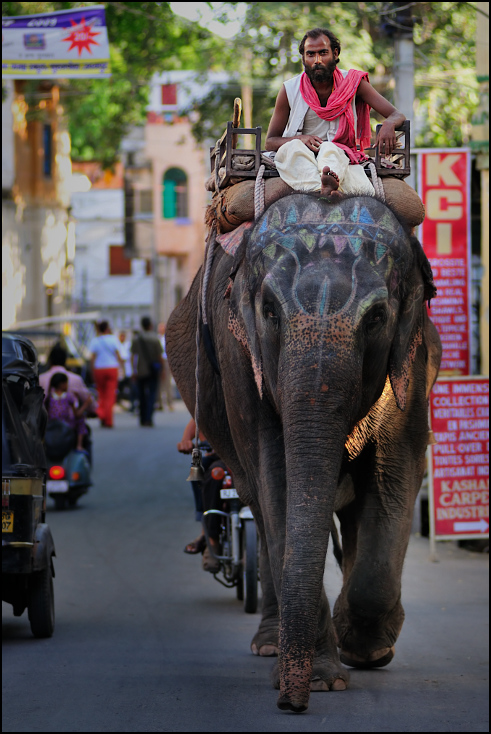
[303,57,338,84]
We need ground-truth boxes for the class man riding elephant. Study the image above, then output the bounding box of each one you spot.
[265,27,406,198]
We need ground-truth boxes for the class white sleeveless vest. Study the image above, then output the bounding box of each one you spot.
[282,71,357,141]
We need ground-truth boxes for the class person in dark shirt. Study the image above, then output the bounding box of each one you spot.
[131,316,164,427]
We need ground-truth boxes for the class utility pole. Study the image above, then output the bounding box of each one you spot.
[393,10,414,120]
[381,2,415,187]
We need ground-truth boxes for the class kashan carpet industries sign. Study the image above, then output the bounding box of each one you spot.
[418,149,471,375]
[2,6,110,79]
[429,376,489,540]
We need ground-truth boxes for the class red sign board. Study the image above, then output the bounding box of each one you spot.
[418,149,471,375]
[429,376,489,540]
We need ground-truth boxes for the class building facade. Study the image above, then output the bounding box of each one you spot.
[123,70,229,323]
[70,162,154,334]
[2,80,73,329]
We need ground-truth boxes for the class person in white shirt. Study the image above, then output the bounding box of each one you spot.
[117,331,137,412]
[89,321,123,428]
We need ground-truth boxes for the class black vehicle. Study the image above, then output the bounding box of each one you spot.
[4,328,90,381]
[2,332,56,638]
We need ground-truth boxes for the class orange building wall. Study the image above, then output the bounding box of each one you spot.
[145,117,209,289]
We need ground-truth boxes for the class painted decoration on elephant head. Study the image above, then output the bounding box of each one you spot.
[247,196,407,318]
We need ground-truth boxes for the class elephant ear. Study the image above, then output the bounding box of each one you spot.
[389,238,435,411]
[228,268,263,398]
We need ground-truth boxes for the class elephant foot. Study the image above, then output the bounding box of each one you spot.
[251,620,279,656]
[251,642,279,656]
[310,676,347,691]
[339,645,395,669]
[271,658,349,692]
[333,594,405,668]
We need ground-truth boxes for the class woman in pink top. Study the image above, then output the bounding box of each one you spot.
[44,372,90,451]
[89,321,123,428]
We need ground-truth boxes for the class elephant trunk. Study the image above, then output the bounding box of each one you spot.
[277,374,351,712]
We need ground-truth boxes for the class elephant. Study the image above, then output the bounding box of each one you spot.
[167,192,442,713]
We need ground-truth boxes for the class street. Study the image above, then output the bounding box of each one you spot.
[2,403,489,733]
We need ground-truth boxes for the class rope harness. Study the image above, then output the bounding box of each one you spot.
[192,168,266,453]
[366,160,386,201]
[191,224,217,468]
[254,164,266,219]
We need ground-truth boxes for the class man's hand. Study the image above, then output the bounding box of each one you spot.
[375,121,397,156]
[177,439,194,454]
[356,80,405,157]
[298,134,324,153]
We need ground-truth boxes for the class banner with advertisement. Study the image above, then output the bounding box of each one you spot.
[428,376,489,541]
[2,5,111,79]
[417,149,471,375]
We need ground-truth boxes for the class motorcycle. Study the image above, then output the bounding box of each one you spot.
[44,420,92,510]
[200,454,259,614]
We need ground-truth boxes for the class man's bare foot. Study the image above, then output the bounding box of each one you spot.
[320,166,342,199]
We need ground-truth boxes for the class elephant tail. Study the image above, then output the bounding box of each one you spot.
[331,520,343,569]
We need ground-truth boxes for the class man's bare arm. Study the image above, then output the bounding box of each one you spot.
[265,85,325,153]
[356,79,405,155]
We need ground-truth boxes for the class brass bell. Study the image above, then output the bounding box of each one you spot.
[427,430,438,446]
[186,447,205,482]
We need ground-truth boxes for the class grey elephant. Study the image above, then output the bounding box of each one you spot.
[167,193,442,713]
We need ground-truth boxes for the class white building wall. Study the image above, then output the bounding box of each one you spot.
[2,81,15,190]
[71,188,153,331]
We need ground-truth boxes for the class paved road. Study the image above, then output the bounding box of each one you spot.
[2,403,489,732]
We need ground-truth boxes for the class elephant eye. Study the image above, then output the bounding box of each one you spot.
[365,306,387,334]
[263,303,279,327]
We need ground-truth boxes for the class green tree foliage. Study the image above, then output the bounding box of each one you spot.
[190,2,478,150]
[2,2,479,161]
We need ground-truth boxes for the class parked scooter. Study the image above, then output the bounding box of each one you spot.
[44,420,91,510]
[201,461,259,613]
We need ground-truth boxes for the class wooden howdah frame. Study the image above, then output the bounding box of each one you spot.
[371,120,411,178]
[210,100,411,189]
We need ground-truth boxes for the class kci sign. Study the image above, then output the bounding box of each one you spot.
[418,149,471,375]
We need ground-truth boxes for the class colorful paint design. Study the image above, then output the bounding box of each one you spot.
[246,197,406,319]
[249,199,405,265]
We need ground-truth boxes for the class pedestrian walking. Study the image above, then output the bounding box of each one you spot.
[117,331,137,412]
[131,316,164,427]
[158,322,174,412]
[89,321,123,428]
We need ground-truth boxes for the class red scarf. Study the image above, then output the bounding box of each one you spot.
[299,67,371,164]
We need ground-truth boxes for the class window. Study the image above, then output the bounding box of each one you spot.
[136,190,153,215]
[161,84,177,106]
[109,245,131,276]
[43,123,52,178]
[162,168,188,219]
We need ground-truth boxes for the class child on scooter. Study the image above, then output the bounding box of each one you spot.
[44,372,91,452]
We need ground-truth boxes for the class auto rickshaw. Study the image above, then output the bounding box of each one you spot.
[2,332,56,638]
